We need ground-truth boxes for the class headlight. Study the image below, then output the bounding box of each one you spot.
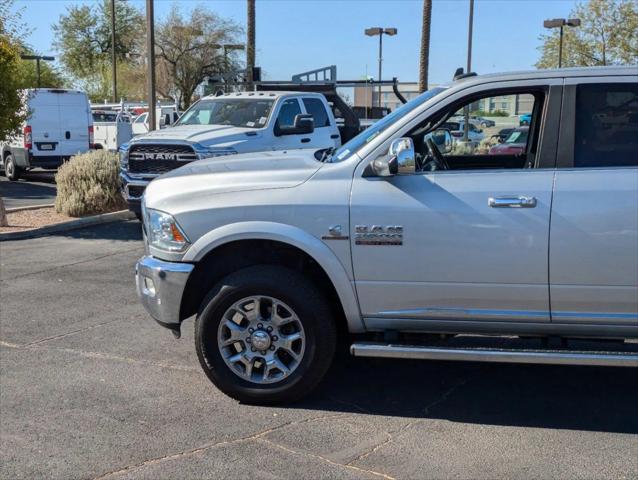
[119,142,130,169]
[146,209,190,252]
[192,143,238,160]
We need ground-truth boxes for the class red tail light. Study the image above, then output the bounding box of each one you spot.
[23,125,32,149]
[88,125,94,148]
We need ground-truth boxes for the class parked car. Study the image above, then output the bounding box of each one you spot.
[120,91,342,216]
[442,120,485,145]
[131,106,180,136]
[491,127,515,143]
[489,127,528,155]
[519,112,532,126]
[1,88,93,181]
[91,109,133,151]
[135,66,638,404]
[472,115,496,128]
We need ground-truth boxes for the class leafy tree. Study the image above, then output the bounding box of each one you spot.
[536,0,638,68]
[52,0,143,81]
[0,36,25,141]
[155,5,242,109]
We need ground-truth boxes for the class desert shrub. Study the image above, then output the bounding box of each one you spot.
[55,150,126,217]
[470,109,510,117]
[475,136,500,154]
[450,141,475,155]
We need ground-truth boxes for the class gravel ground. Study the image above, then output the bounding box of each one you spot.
[0,206,73,232]
[1,221,637,480]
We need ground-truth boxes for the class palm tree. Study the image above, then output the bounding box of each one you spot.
[246,0,255,91]
[418,0,432,93]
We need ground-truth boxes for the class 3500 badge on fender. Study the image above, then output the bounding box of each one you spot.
[354,225,403,246]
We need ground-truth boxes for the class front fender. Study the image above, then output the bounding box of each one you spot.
[182,221,364,333]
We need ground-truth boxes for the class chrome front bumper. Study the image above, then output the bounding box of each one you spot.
[135,255,194,326]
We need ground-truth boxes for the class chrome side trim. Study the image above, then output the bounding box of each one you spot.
[363,317,638,339]
[376,307,549,322]
[350,343,638,367]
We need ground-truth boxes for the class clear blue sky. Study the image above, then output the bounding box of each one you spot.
[14,0,577,84]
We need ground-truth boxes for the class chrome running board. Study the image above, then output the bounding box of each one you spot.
[350,342,638,367]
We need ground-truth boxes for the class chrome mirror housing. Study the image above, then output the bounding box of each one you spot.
[371,137,416,177]
[390,137,416,175]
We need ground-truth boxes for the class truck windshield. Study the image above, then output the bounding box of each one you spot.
[330,87,446,162]
[176,99,275,129]
[92,111,118,122]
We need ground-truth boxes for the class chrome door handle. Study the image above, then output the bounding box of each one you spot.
[488,196,537,208]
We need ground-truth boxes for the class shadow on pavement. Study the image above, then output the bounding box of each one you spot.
[300,355,638,435]
[46,219,143,242]
[0,172,57,205]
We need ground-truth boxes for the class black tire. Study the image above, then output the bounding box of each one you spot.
[4,154,21,181]
[195,265,336,404]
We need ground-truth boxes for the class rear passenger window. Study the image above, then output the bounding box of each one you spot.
[276,99,302,128]
[574,83,638,168]
[303,98,330,127]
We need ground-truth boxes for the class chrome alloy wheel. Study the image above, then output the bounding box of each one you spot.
[217,296,306,384]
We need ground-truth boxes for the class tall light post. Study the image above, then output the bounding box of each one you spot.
[145,0,156,131]
[20,55,55,87]
[111,0,117,102]
[463,0,474,142]
[543,18,581,68]
[364,27,397,108]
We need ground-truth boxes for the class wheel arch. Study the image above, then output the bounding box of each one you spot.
[180,221,364,333]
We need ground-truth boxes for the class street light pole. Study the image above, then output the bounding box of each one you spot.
[378,33,383,108]
[463,0,474,142]
[543,18,581,68]
[20,55,55,88]
[111,0,117,102]
[146,0,156,131]
[365,27,397,108]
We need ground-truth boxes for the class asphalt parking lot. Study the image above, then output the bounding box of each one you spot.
[0,170,57,209]
[1,221,637,479]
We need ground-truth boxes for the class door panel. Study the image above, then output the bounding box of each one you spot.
[550,169,638,324]
[350,169,555,323]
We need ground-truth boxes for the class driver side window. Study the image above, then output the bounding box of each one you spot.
[412,91,541,172]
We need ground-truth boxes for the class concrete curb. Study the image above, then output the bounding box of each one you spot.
[0,210,137,241]
[6,203,55,213]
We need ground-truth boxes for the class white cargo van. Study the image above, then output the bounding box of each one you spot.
[1,89,93,181]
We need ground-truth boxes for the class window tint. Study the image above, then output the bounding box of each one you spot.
[574,83,638,168]
[303,98,330,127]
[277,99,302,128]
[134,113,147,124]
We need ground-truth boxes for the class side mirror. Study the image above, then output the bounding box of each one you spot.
[163,113,171,126]
[275,114,315,136]
[372,137,415,177]
[426,129,453,154]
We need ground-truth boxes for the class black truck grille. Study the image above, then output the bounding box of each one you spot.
[128,144,197,174]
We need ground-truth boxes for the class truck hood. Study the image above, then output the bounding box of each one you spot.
[143,149,322,211]
[133,124,260,148]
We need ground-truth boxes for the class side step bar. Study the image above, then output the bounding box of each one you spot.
[350,343,638,367]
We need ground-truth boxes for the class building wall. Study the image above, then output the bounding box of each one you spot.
[354,83,534,115]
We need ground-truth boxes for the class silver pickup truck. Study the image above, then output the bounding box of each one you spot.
[136,67,638,404]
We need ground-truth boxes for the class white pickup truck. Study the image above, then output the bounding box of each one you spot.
[91,109,133,151]
[120,91,341,215]
[135,67,638,404]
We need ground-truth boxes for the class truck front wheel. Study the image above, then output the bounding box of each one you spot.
[195,265,336,404]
